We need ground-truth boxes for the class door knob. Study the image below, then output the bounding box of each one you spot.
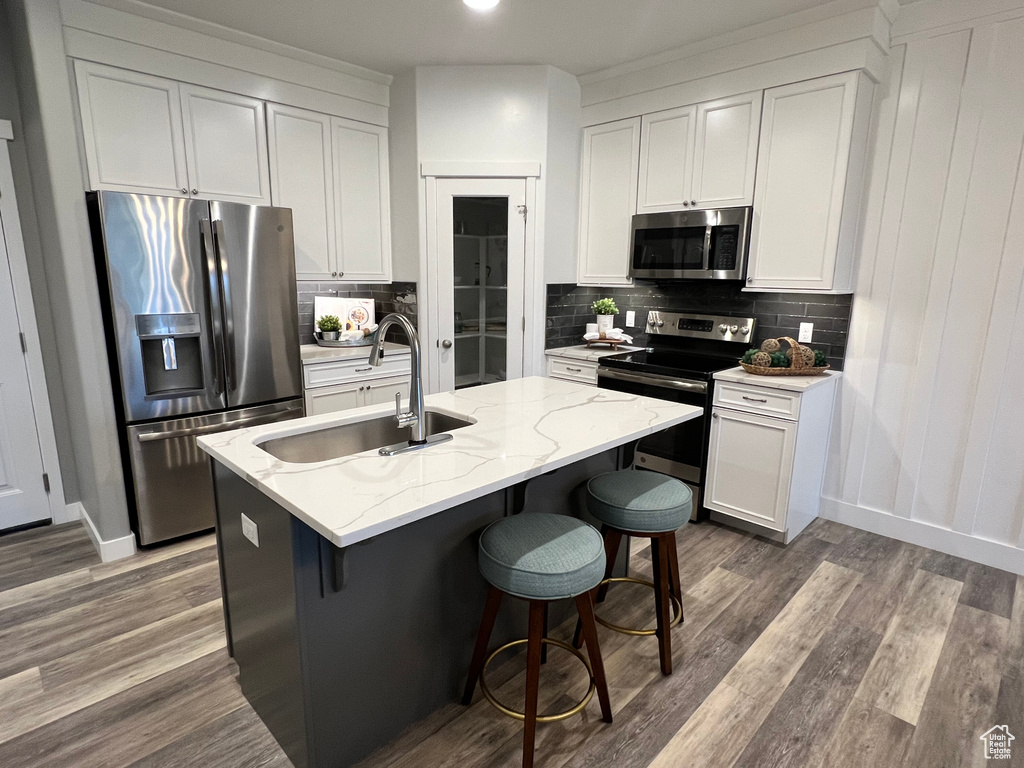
[442,339,453,349]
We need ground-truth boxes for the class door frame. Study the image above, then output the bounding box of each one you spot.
[422,163,540,394]
[0,121,69,523]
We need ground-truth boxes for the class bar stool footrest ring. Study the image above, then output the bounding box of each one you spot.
[594,576,683,636]
[479,637,595,723]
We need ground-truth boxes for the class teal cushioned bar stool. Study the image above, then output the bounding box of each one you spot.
[573,469,691,676]
[463,513,613,768]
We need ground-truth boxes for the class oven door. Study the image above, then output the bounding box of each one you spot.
[597,367,708,520]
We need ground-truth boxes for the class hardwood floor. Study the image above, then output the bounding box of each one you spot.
[0,518,1020,768]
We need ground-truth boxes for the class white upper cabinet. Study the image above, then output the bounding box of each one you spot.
[637,106,695,213]
[637,92,760,213]
[179,85,271,205]
[332,117,392,283]
[577,117,641,286]
[267,104,336,279]
[74,61,189,197]
[692,92,762,208]
[746,72,872,292]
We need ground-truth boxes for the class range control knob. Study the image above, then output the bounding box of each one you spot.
[740,326,750,335]
[718,324,728,334]
[729,324,739,333]
[656,320,665,327]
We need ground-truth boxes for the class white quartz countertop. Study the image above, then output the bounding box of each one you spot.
[300,342,409,365]
[714,366,842,392]
[197,376,700,548]
[544,344,641,363]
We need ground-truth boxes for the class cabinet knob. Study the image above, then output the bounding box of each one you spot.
[691,200,697,206]
[359,386,364,391]
[712,412,719,418]
[191,188,198,195]
[441,339,453,349]
[180,188,188,195]
[332,271,337,277]
[338,271,344,278]
[746,277,753,283]
[682,201,690,207]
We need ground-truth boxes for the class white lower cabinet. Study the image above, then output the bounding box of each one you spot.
[546,356,599,386]
[305,375,410,417]
[705,374,839,543]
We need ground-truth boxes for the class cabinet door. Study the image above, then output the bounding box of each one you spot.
[637,106,696,213]
[705,407,796,532]
[180,85,271,204]
[692,92,761,208]
[747,73,864,291]
[577,118,641,286]
[267,104,337,280]
[363,376,410,407]
[304,381,363,416]
[332,117,392,282]
[74,61,189,196]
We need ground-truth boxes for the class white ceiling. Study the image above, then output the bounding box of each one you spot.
[124,0,853,77]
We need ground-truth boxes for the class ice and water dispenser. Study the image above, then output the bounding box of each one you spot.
[135,313,204,397]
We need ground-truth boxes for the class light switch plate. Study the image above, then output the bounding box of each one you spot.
[799,322,814,343]
[625,310,636,327]
[241,512,259,548]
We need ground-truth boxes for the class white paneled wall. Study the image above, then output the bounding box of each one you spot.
[823,10,1024,574]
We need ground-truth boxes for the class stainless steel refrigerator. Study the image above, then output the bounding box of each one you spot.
[89,191,304,546]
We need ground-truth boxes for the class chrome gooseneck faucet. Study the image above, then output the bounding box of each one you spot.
[368,313,452,456]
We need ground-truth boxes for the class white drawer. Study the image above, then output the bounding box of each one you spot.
[713,381,801,421]
[303,354,411,389]
[546,357,598,385]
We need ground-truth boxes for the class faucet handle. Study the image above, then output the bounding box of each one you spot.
[395,392,402,418]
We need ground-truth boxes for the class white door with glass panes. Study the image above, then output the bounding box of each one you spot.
[433,178,527,393]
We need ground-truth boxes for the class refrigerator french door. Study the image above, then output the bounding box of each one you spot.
[90,191,303,545]
[433,178,526,392]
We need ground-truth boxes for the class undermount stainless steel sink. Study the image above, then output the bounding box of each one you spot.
[258,410,473,463]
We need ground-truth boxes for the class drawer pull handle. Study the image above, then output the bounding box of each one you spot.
[355,367,372,372]
[742,396,768,403]
[566,366,582,372]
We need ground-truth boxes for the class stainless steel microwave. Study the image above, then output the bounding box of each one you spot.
[628,207,752,280]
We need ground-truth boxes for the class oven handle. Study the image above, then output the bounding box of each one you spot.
[597,367,708,394]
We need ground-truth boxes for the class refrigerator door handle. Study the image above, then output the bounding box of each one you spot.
[137,403,304,442]
[212,219,237,392]
[200,219,226,396]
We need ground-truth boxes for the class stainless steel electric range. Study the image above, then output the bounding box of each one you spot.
[597,311,755,521]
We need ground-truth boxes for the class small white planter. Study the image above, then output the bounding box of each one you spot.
[596,314,615,332]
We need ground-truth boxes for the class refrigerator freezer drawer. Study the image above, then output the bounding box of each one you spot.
[126,399,304,545]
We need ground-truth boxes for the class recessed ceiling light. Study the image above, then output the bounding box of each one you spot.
[463,0,500,10]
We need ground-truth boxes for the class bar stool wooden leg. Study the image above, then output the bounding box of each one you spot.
[666,532,683,622]
[523,601,546,768]
[651,534,673,676]
[541,603,549,664]
[574,592,613,723]
[463,586,503,705]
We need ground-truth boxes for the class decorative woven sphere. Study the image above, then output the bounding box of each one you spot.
[786,346,816,366]
[751,351,772,367]
[760,338,781,353]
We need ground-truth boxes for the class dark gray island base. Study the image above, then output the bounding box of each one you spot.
[212,448,630,768]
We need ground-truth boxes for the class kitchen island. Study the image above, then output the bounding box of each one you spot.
[198,376,700,768]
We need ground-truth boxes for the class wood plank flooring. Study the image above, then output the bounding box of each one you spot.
[0,518,1020,768]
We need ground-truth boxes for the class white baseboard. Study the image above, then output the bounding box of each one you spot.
[820,497,1024,576]
[79,503,137,563]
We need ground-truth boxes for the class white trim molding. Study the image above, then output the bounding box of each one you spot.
[821,497,1024,576]
[420,161,542,179]
[78,502,137,562]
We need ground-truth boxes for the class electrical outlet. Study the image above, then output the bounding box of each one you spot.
[799,322,814,343]
[625,310,636,327]
[241,512,259,548]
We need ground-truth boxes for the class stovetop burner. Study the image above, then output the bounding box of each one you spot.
[598,310,757,381]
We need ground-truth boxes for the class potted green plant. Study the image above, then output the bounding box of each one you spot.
[317,314,342,341]
[591,298,619,332]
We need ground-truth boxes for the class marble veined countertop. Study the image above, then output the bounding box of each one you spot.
[197,376,700,548]
[300,342,409,365]
[544,344,641,363]
[714,366,842,392]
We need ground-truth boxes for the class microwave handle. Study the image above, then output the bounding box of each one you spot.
[702,226,713,271]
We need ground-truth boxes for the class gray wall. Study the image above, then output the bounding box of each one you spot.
[4,0,131,540]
